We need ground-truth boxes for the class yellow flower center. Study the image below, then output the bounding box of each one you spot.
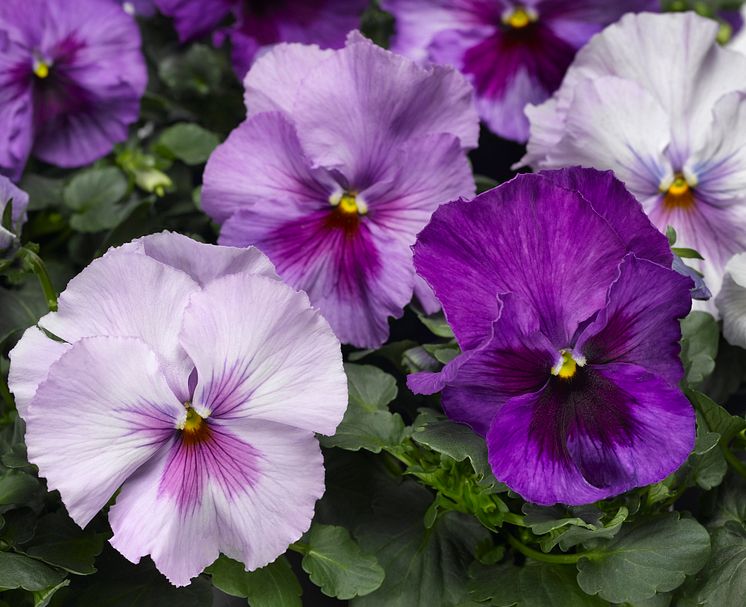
[33,60,50,79]
[503,6,538,29]
[329,190,367,215]
[551,350,585,380]
[661,173,696,212]
[179,404,211,445]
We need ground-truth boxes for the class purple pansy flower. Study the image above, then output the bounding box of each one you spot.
[154,0,368,77]
[521,12,746,314]
[9,232,347,586]
[381,0,656,142]
[0,176,29,255]
[202,33,479,348]
[408,168,695,506]
[0,0,147,180]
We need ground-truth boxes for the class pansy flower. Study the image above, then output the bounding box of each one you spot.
[154,0,368,77]
[521,12,746,312]
[0,0,147,180]
[9,232,347,586]
[381,0,656,142]
[202,33,479,348]
[0,176,29,256]
[409,168,695,506]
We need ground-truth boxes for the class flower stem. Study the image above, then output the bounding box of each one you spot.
[505,532,597,565]
[18,248,57,312]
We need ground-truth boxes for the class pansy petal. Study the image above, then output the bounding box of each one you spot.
[179,273,346,435]
[381,0,496,61]
[410,293,556,435]
[539,76,672,198]
[243,43,334,116]
[39,251,199,401]
[202,112,332,224]
[413,173,627,350]
[716,253,746,349]
[576,255,691,386]
[110,420,324,586]
[120,231,278,287]
[292,31,478,173]
[487,363,695,505]
[537,168,672,266]
[154,0,234,41]
[8,325,70,414]
[23,336,182,526]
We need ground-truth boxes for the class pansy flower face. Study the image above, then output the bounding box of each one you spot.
[0,176,28,256]
[9,232,347,586]
[522,12,746,312]
[154,0,368,77]
[0,0,147,179]
[381,0,657,142]
[408,168,695,505]
[202,33,479,348]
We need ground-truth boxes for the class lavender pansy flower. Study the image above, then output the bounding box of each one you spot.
[9,232,347,586]
[155,0,368,77]
[0,176,29,256]
[381,0,656,142]
[202,33,479,348]
[521,12,746,313]
[408,168,695,506]
[0,0,147,180]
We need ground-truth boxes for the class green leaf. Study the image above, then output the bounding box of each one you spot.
[414,308,455,338]
[671,247,704,260]
[469,561,606,607]
[0,283,49,345]
[576,513,711,603]
[708,473,746,529]
[156,124,219,166]
[695,521,746,606]
[33,578,70,607]
[0,552,66,592]
[63,167,129,233]
[680,312,719,386]
[321,364,406,453]
[159,44,225,97]
[68,548,213,607]
[19,175,64,211]
[354,481,489,607]
[300,524,384,600]
[207,555,301,607]
[474,174,499,194]
[20,512,106,575]
[411,409,500,488]
[0,470,42,513]
[688,389,746,440]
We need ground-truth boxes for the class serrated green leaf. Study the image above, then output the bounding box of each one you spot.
[411,410,500,488]
[576,513,711,603]
[321,364,406,453]
[553,507,628,552]
[63,168,130,233]
[156,124,219,165]
[354,481,489,607]
[207,555,301,607]
[20,512,106,575]
[468,561,520,606]
[300,524,384,600]
[688,389,746,439]
[0,552,66,592]
[680,312,719,386]
[708,473,746,529]
[695,521,746,606]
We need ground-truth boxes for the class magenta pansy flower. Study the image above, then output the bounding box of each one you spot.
[381,0,656,142]
[0,0,147,180]
[0,176,29,255]
[9,232,347,586]
[521,12,746,313]
[202,33,479,348]
[154,0,368,77]
[408,168,695,506]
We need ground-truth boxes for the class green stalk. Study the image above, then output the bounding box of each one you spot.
[505,532,598,565]
[18,248,57,312]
